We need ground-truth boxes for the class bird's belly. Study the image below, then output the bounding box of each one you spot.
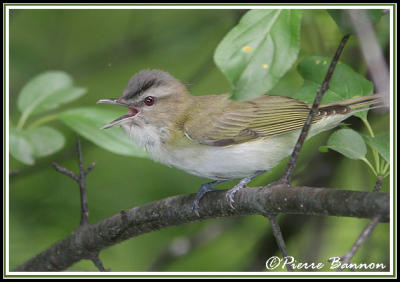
[149,135,297,180]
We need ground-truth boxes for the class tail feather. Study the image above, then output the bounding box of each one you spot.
[320,94,383,114]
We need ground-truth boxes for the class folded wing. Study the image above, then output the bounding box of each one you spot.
[184,95,323,146]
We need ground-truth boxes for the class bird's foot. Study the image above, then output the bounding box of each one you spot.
[225,170,267,209]
[225,182,246,209]
[193,180,226,217]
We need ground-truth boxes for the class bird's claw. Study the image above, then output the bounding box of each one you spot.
[225,183,246,209]
[192,199,201,217]
[224,170,267,209]
[192,182,223,217]
[225,189,237,209]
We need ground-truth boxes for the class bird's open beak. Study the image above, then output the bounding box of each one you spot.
[97,98,138,130]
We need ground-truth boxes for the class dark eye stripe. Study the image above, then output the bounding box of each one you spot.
[125,78,167,100]
[129,79,156,99]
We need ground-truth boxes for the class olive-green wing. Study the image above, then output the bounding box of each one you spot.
[183,95,321,146]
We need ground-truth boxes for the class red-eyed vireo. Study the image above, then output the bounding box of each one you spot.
[98,69,381,216]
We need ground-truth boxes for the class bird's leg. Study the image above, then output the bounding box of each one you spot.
[193,180,227,217]
[226,170,267,209]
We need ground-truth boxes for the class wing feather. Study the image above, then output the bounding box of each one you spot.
[183,94,321,146]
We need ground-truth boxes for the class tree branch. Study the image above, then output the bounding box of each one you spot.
[280,34,350,184]
[373,175,384,193]
[14,184,389,272]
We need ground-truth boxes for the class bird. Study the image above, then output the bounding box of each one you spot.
[97,69,382,216]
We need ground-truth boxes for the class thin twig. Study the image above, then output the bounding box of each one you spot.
[52,162,79,182]
[332,12,389,272]
[266,215,294,272]
[334,176,386,271]
[373,175,384,193]
[348,10,390,108]
[76,139,90,226]
[52,139,93,226]
[84,162,97,176]
[246,215,311,271]
[265,35,350,273]
[336,215,382,272]
[335,167,386,271]
[51,138,106,271]
[280,34,350,184]
[91,255,107,272]
[10,144,96,180]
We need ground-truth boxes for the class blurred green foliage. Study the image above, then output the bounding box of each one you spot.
[9,9,390,272]
[328,9,383,35]
[58,107,148,157]
[10,71,86,165]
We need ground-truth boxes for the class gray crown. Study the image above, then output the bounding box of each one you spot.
[122,69,176,99]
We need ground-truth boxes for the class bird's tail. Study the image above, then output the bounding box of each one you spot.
[319,94,384,115]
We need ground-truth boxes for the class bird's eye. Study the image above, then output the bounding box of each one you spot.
[144,96,155,106]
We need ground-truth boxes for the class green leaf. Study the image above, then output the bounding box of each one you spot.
[364,132,390,163]
[324,129,367,160]
[10,127,35,165]
[214,9,302,101]
[17,71,74,128]
[293,56,374,119]
[328,9,383,35]
[17,71,73,114]
[24,126,65,157]
[10,125,65,165]
[32,86,87,114]
[318,146,329,153]
[58,107,148,158]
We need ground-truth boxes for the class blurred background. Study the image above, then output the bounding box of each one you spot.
[9,8,390,271]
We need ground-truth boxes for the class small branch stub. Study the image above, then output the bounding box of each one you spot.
[51,138,108,271]
[266,215,294,272]
[52,139,96,226]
